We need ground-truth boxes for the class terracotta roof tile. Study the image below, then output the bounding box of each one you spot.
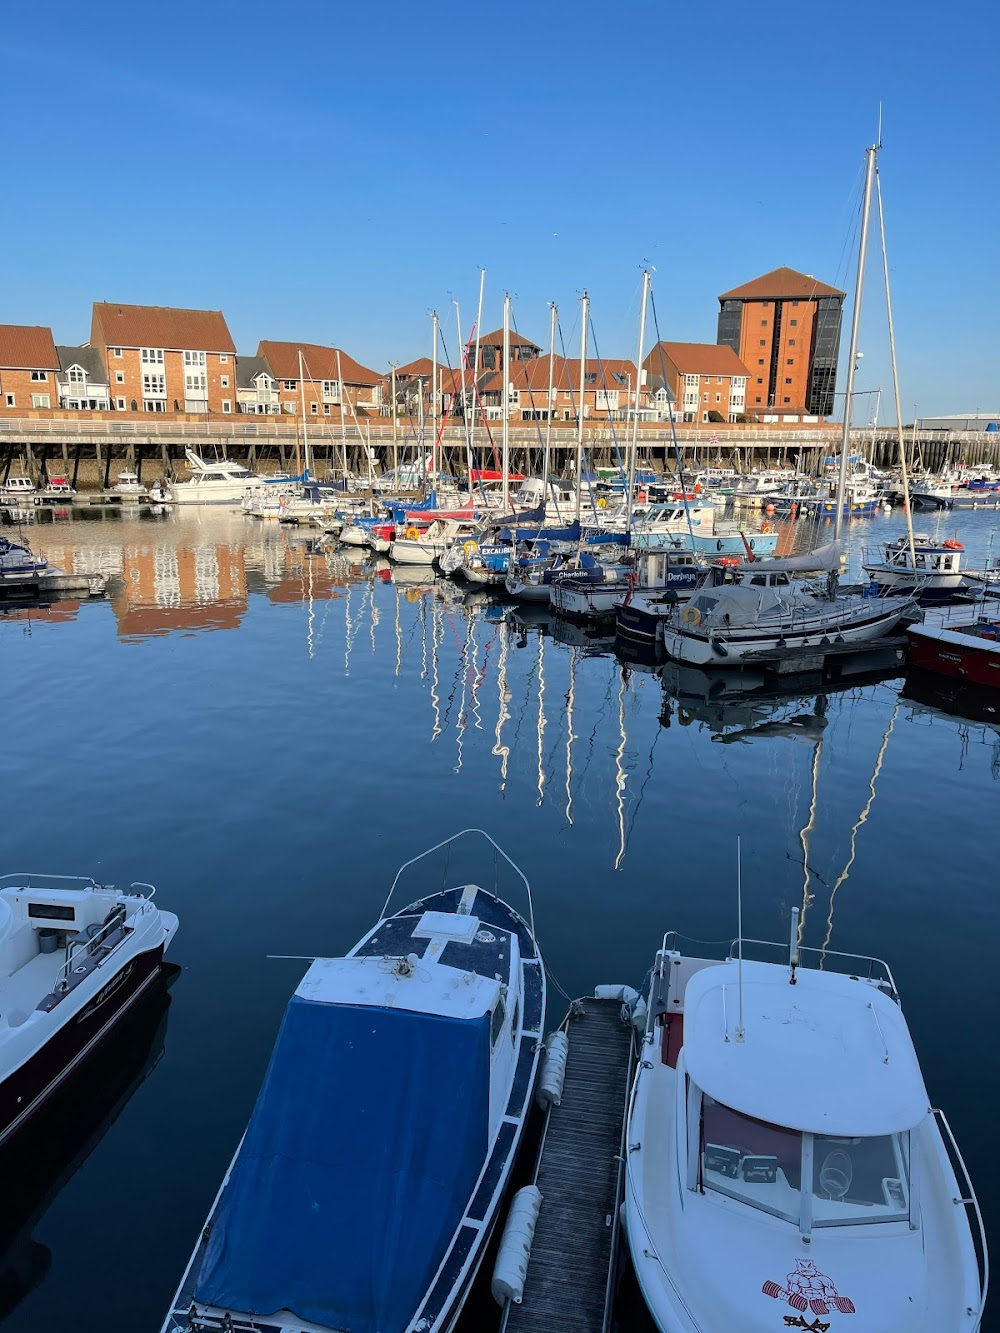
[91,303,236,352]
[476,328,541,350]
[645,342,750,377]
[0,324,59,370]
[719,266,845,301]
[258,341,381,386]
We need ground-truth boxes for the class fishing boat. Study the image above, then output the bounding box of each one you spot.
[0,873,178,1146]
[660,551,911,667]
[906,599,1000,689]
[37,477,75,503]
[624,921,987,1332]
[863,535,966,603]
[112,471,148,499]
[0,477,37,505]
[162,829,544,1333]
[161,451,261,505]
[557,545,701,621]
[389,517,481,566]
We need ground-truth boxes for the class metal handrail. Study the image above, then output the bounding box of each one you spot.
[380,828,534,938]
[933,1108,989,1326]
[0,872,107,890]
[56,909,131,992]
[727,936,898,997]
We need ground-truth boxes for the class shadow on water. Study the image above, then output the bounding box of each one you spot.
[0,968,176,1325]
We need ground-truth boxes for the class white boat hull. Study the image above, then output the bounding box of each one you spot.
[389,540,448,565]
[662,603,908,666]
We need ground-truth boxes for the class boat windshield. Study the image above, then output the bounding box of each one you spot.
[700,1096,910,1228]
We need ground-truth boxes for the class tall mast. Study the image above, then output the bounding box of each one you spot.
[296,349,306,477]
[575,291,589,525]
[544,302,557,506]
[834,144,877,544]
[390,361,398,481]
[336,349,348,482]
[628,270,651,531]
[431,310,439,490]
[502,292,511,511]
[875,160,916,564]
[454,301,467,489]
[469,268,486,489]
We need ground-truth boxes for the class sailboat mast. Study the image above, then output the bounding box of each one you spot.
[834,144,877,544]
[628,271,651,531]
[469,269,486,489]
[431,310,439,490]
[502,292,511,511]
[336,349,348,482]
[544,303,557,506]
[576,292,589,525]
[875,164,917,564]
[296,349,306,477]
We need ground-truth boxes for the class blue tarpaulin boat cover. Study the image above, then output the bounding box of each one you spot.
[194,995,491,1332]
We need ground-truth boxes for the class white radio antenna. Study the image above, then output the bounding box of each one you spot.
[735,836,745,1043]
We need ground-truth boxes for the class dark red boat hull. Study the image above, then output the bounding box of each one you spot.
[0,943,165,1147]
[907,627,1000,688]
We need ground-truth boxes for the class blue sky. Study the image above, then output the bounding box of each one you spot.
[2,0,997,418]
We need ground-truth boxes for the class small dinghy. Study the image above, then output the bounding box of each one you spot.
[163,829,545,1333]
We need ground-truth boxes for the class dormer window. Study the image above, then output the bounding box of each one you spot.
[67,365,86,383]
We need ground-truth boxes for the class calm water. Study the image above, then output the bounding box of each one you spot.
[1,504,998,1331]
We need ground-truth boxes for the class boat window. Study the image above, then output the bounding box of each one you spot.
[700,1096,802,1224]
[811,1131,910,1226]
[749,575,768,586]
[491,996,506,1046]
[28,902,76,922]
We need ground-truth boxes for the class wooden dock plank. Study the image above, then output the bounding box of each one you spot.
[504,996,633,1333]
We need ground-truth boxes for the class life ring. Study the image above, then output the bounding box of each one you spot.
[760,521,772,534]
[597,496,607,509]
[405,526,420,540]
[943,539,964,550]
[463,540,479,555]
[637,490,647,503]
[715,556,740,567]
[682,606,702,626]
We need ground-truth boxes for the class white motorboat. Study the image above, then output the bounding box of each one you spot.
[554,546,703,621]
[863,535,966,604]
[660,545,912,667]
[113,471,148,499]
[0,477,37,505]
[38,476,75,503]
[0,873,178,1146]
[624,925,987,1332]
[389,518,480,566]
[162,829,544,1333]
[162,450,261,505]
[0,537,47,577]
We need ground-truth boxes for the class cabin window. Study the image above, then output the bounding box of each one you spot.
[29,902,76,921]
[491,996,506,1046]
[699,1096,910,1227]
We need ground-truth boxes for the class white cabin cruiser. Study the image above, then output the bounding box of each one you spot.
[113,471,148,499]
[625,926,987,1332]
[0,477,37,505]
[660,545,912,667]
[0,873,178,1145]
[163,829,545,1333]
[389,518,480,566]
[162,451,261,505]
[863,535,966,604]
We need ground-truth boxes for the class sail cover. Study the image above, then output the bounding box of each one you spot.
[194,995,491,1332]
[738,540,843,574]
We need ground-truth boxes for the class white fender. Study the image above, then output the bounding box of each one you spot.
[491,1185,543,1307]
[535,1031,569,1110]
[594,983,640,1006]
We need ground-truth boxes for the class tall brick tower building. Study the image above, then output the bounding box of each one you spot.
[717,266,845,418]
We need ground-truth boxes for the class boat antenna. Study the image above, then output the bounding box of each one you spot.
[789,905,800,985]
[735,836,745,1042]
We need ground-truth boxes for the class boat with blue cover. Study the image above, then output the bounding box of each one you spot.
[162,830,545,1333]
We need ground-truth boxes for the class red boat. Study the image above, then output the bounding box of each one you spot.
[907,611,1000,688]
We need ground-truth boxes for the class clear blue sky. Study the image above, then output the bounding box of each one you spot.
[2,0,997,419]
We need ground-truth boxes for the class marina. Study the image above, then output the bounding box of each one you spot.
[0,502,997,1331]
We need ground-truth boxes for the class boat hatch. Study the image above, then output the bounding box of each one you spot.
[700,1096,911,1227]
[413,910,480,942]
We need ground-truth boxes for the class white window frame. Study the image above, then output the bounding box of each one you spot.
[66,365,86,384]
[219,353,229,363]
[30,370,48,382]
[5,394,15,408]
[142,373,166,397]
[111,347,123,358]
[140,348,165,365]
[116,397,127,410]
[115,372,125,384]
[31,392,51,408]
[222,400,232,414]
[183,350,206,368]
[220,376,229,388]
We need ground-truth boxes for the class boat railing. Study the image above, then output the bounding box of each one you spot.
[727,936,899,999]
[380,828,535,939]
[0,872,112,892]
[932,1108,989,1327]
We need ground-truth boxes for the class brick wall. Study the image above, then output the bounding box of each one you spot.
[0,367,58,414]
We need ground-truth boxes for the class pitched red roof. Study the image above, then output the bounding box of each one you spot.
[92,303,235,352]
[719,266,845,301]
[480,356,638,395]
[258,341,381,386]
[395,356,435,378]
[0,324,59,370]
[644,342,750,377]
[477,328,541,350]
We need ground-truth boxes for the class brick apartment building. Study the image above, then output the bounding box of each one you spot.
[643,342,750,423]
[90,303,237,414]
[475,355,640,422]
[256,341,382,418]
[56,346,110,410]
[716,266,844,418]
[0,325,60,414]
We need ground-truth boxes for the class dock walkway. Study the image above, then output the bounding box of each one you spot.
[503,996,634,1333]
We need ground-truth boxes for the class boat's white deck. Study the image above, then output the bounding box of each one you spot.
[0,949,64,1021]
